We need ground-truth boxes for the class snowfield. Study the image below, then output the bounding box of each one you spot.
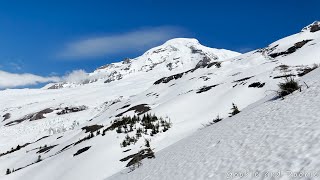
[1,21,320,180]
[108,67,320,180]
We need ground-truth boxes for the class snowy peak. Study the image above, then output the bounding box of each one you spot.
[158,38,200,46]
[302,21,320,33]
[76,38,240,86]
[48,38,240,89]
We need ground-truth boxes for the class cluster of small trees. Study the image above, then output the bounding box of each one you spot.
[121,134,138,148]
[104,114,171,148]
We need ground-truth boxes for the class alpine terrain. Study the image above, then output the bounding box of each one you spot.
[1,21,320,180]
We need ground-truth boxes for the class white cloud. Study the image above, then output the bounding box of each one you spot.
[62,69,106,84]
[63,69,89,84]
[58,26,185,59]
[0,70,60,89]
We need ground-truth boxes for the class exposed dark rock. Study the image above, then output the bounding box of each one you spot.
[104,79,114,83]
[207,61,222,68]
[190,46,203,54]
[273,74,296,79]
[275,65,290,71]
[57,106,87,115]
[5,108,54,126]
[59,144,73,153]
[199,76,210,81]
[37,145,57,154]
[154,69,194,85]
[269,40,313,58]
[154,59,222,85]
[213,118,222,123]
[297,65,319,77]
[35,135,50,142]
[166,63,173,71]
[30,108,54,121]
[73,146,91,156]
[74,133,95,146]
[255,44,279,54]
[120,104,130,109]
[196,84,219,94]
[310,24,320,32]
[248,82,266,88]
[120,148,155,167]
[233,76,254,83]
[154,71,185,85]
[116,104,151,117]
[2,113,11,121]
[122,58,131,64]
[195,56,212,69]
[81,125,104,133]
[47,83,64,89]
[152,48,167,54]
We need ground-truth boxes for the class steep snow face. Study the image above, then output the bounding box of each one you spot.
[108,67,320,180]
[48,38,241,88]
[1,22,320,180]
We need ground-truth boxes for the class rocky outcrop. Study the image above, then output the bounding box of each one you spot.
[269,40,313,58]
[2,113,11,121]
[56,106,87,115]
[302,21,320,33]
[116,104,151,117]
[119,148,155,167]
[5,108,54,126]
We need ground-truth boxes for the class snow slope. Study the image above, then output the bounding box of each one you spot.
[108,66,320,180]
[1,22,320,180]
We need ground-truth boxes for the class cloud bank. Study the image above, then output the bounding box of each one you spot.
[0,69,104,89]
[0,70,60,89]
[59,26,184,59]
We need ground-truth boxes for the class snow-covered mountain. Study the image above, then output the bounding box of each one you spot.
[46,38,240,88]
[1,21,320,180]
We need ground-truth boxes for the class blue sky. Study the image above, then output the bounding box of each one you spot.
[0,0,319,88]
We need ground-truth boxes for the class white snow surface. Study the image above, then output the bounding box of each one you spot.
[108,64,320,180]
[1,23,320,180]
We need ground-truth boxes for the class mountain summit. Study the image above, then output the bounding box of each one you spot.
[47,38,240,89]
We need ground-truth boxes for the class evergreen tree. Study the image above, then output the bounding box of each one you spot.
[36,155,42,163]
[6,168,11,175]
[145,139,150,148]
[116,126,122,133]
[229,103,240,117]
